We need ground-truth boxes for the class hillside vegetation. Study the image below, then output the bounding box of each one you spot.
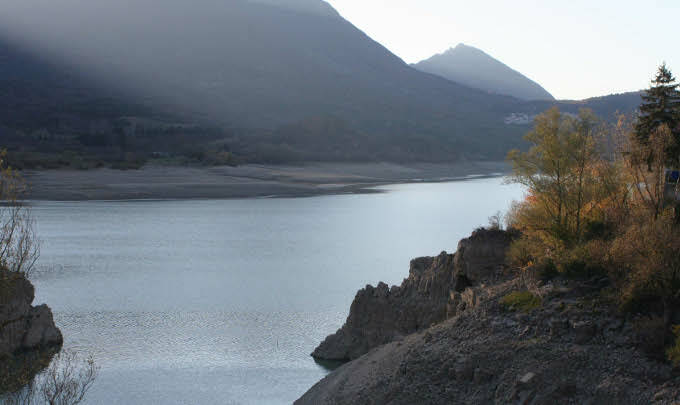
[505,64,680,358]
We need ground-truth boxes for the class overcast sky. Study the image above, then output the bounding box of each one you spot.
[325,0,680,100]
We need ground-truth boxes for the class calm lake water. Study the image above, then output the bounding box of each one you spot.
[30,178,524,404]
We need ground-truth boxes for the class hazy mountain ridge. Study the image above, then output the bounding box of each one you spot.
[0,0,641,166]
[0,0,530,163]
[6,0,509,129]
[413,44,555,101]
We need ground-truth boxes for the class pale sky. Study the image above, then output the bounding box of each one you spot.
[325,0,680,100]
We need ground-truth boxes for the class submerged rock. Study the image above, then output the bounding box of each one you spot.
[312,228,514,361]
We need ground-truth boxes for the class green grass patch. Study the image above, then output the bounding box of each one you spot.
[501,291,542,312]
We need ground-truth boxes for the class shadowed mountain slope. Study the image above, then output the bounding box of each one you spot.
[0,0,530,160]
[0,1,641,164]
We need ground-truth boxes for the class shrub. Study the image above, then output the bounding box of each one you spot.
[506,236,541,269]
[487,211,503,230]
[609,210,680,323]
[2,350,98,405]
[583,220,614,241]
[0,152,40,277]
[507,234,607,280]
[552,242,608,279]
[667,325,680,367]
[500,291,542,312]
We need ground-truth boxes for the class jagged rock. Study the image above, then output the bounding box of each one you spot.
[0,272,63,356]
[297,276,678,405]
[312,229,514,361]
[453,228,513,283]
[298,227,680,404]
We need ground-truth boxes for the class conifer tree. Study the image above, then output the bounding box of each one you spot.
[635,63,680,166]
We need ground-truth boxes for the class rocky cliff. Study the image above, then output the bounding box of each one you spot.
[300,229,680,404]
[312,228,514,361]
[298,276,680,404]
[0,272,62,356]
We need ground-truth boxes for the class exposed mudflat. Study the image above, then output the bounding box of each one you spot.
[23,161,509,201]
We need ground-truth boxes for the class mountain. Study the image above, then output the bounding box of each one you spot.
[0,0,531,163]
[248,0,340,17]
[413,44,555,101]
[0,0,640,166]
[558,91,642,118]
[0,37,239,169]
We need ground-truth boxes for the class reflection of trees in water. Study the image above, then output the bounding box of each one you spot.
[0,348,57,395]
[1,349,98,405]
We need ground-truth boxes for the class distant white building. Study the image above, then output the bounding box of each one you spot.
[504,113,531,125]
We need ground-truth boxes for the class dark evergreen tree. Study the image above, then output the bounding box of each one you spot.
[635,63,680,166]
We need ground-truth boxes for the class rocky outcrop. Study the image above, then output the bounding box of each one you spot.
[0,272,63,357]
[298,276,680,404]
[312,228,514,361]
[301,228,680,403]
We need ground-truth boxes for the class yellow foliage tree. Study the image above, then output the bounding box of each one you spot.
[507,108,619,252]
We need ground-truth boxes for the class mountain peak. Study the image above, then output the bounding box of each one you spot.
[248,0,339,18]
[443,43,479,53]
[440,43,489,58]
[413,44,554,101]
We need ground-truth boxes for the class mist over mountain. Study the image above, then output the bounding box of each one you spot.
[413,44,555,101]
[0,0,532,161]
[2,0,521,133]
[0,0,640,165]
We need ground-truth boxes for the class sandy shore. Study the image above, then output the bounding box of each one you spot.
[23,161,509,201]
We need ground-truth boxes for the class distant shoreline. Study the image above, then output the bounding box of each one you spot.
[23,161,510,201]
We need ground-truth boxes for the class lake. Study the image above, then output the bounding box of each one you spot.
[30,177,524,404]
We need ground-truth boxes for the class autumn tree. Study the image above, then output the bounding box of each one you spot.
[608,102,680,335]
[507,107,609,247]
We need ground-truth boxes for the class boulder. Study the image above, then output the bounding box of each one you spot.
[0,272,63,356]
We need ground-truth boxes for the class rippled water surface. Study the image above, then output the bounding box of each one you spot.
[31,178,524,404]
